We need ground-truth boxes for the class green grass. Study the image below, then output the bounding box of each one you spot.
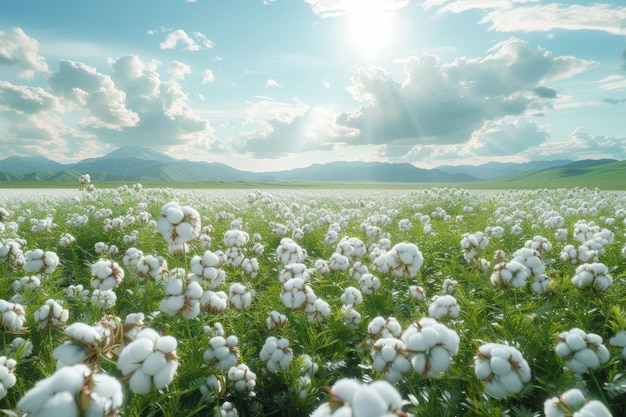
[0,185,625,416]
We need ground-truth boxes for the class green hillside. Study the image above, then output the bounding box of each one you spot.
[483,160,626,190]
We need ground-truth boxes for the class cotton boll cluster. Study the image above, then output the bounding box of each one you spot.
[555,328,610,374]
[310,378,404,417]
[24,248,59,275]
[136,254,169,282]
[58,232,76,247]
[543,388,612,417]
[12,275,40,294]
[560,244,596,265]
[0,238,25,267]
[342,306,361,329]
[524,235,552,255]
[279,263,310,284]
[367,316,402,340]
[6,337,33,358]
[373,242,424,278]
[201,291,229,314]
[461,231,489,263]
[0,356,17,400]
[281,277,316,310]
[401,317,460,379]
[266,310,288,331]
[409,285,426,302]
[304,298,331,322]
[160,277,203,319]
[259,336,293,372]
[90,259,124,290]
[190,250,226,289]
[512,247,545,277]
[490,260,528,289]
[574,220,599,244]
[227,364,256,396]
[473,343,531,398]
[91,289,117,309]
[204,334,240,371]
[370,337,411,382]
[571,262,613,291]
[428,295,460,321]
[341,286,363,306]
[609,331,626,360]
[66,284,89,302]
[123,247,144,268]
[229,283,253,310]
[214,401,238,417]
[156,201,201,245]
[33,299,69,330]
[442,278,459,295]
[117,328,179,394]
[276,237,306,266]
[0,300,25,332]
[17,364,123,417]
[335,237,367,263]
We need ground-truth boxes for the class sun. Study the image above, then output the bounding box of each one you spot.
[346,1,400,60]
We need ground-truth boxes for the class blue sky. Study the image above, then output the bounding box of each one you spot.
[1,0,625,171]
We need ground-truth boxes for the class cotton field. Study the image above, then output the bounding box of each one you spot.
[0,181,625,417]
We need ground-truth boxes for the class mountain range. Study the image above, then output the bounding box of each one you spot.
[0,146,621,185]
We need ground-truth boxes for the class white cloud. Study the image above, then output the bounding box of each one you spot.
[159,29,200,51]
[48,60,140,130]
[0,81,62,114]
[233,99,358,156]
[304,0,409,18]
[202,69,215,84]
[521,127,626,161]
[336,39,594,147]
[594,74,626,91]
[423,1,626,36]
[169,61,191,80]
[0,27,49,78]
[322,78,331,89]
[193,31,214,49]
[266,79,282,87]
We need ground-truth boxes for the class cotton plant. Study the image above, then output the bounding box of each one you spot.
[310,378,405,417]
[90,258,124,290]
[512,247,545,277]
[373,242,424,278]
[367,316,402,340]
[24,248,60,276]
[117,327,179,394]
[281,277,316,310]
[204,334,240,371]
[560,244,597,265]
[91,289,117,309]
[358,273,381,295]
[571,262,613,291]
[279,263,310,284]
[0,299,26,332]
[409,285,427,302]
[190,250,226,289]
[555,328,610,374]
[229,283,254,310]
[33,299,69,330]
[156,201,201,245]
[428,295,460,321]
[609,331,626,359]
[370,337,412,382]
[227,363,257,396]
[266,310,288,331]
[461,231,489,263]
[0,356,17,400]
[16,364,123,417]
[259,336,293,372]
[543,388,613,417]
[401,317,460,379]
[490,260,529,289]
[160,277,203,319]
[276,237,306,266]
[341,286,363,307]
[201,290,229,314]
[66,284,90,302]
[136,254,169,282]
[304,297,331,323]
[342,305,361,329]
[473,343,531,398]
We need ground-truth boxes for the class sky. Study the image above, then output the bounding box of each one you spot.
[0,0,625,171]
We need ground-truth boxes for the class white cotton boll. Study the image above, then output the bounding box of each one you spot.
[498,372,523,396]
[490,356,512,376]
[39,391,80,417]
[165,206,184,224]
[52,342,89,367]
[474,359,492,381]
[351,386,388,417]
[129,369,152,394]
[156,335,177,354]
[560,388,587,410]
[129,337,155,363]
[142,352,167,376]
[565,332,588,351]
[428,346,452,376]
[153,360,178,389]
[331,379,361,403]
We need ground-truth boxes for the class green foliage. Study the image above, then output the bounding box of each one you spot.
[0,185,625,416]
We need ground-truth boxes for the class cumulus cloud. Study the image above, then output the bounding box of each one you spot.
[48,60,140,130]
[423,1,626,36]
[0,27,49,78]
[202,69,215,84]
[232,99,358,157]
[521,127,626,161]
[336,39,594,148]
[266,79,282,88]
[169,61,191,80]
[0,81,62,114]
[159,29,207,51]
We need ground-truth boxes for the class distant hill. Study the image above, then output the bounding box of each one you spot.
[484,159,626,189]
[0,146,623,187]
[257,161,478,183]
[435,160,574,180]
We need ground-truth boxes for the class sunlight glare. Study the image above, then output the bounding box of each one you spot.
[346,0,401,60]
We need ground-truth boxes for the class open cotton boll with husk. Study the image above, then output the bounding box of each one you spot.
[0,356,17,400]
[90,259,124,290]
[156,201,201,245]
[571,262,613,291]
[543,388,612,417]
[473,343,531,398]
[204,334,240,371]
[555,328,610,375]
[259,336,293,372]
[117,328,179,394]
[0,299,26,332]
